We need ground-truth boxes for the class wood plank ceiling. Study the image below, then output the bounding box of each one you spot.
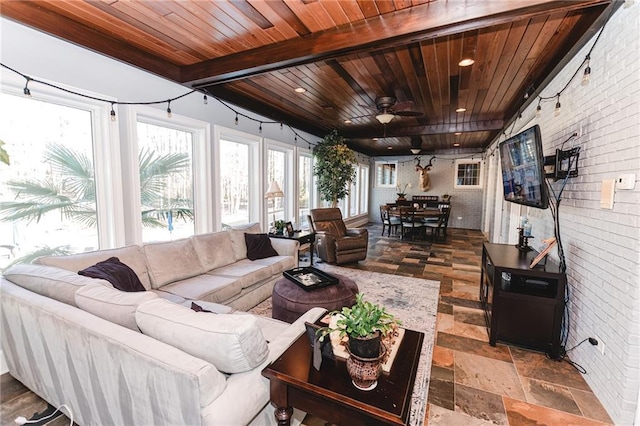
[0,0,617,156]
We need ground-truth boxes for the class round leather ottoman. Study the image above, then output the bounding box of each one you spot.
[272,273,359,323]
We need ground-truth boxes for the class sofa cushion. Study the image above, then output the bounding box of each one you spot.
[143,238,205,289]
[78,257,145,292]
[245,233,279,260]
[158,274,242,304]
[191,231,236,271]
[34,245,152,290]
[3,264,112,306]
[75,283,158,331]
[136,299,269,374]
[251,255,296,276]
[228,222,261,261]
[207,259,273,289]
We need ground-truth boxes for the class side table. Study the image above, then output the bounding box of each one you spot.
[269,230,315,266]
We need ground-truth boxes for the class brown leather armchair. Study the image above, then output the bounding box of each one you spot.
[309,208,368,264]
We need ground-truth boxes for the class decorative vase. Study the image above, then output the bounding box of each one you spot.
[346,343,386,391]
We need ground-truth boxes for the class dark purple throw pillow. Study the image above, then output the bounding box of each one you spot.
[191,302,214,313]
[78,257,145,292]
[245,233,279,261]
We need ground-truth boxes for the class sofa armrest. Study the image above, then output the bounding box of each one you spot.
[269,237,299,257]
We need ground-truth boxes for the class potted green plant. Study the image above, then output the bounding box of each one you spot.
[318,294,400,390]
[319,293,399,358]
[313,130,357,208]
[272,219,286,234]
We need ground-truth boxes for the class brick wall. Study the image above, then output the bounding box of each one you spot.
[369,155,484,230]
[484,5,640,424]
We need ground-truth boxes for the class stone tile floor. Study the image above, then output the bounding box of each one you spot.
[0,224,614,425]
[332,224,613,426]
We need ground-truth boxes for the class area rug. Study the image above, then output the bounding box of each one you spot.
[250,264,440,425]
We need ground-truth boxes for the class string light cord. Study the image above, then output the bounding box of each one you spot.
[0,63,195,106]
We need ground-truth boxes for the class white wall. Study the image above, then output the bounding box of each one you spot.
[483,5,640,424]
[369,154,484,230]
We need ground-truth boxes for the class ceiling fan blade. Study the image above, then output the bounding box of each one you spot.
[390,100,415,111]
[393,110,423,117]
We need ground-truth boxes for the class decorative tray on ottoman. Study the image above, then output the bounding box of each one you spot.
[283,267,338,291]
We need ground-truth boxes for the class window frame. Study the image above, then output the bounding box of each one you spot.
[453,159,484,189]
[214,126,261,231]
[125,106,210,243]
[375,161,397,188]
[265,139,294,227]
[1,72,122,248]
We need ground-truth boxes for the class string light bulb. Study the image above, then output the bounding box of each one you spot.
[582,55,591,86]
[166,100,172,118]
[23,78,32,97]
[258,122,262,133]
[235,113,238,125]
[203,94,208,105]
[110,103,116,122]
[535,99,542,118]
[554,94,561,116]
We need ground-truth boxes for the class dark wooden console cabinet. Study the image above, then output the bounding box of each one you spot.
[480,243,566,359]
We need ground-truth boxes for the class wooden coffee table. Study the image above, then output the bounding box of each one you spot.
[262,327,424,426]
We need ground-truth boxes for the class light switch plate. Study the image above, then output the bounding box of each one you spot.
[616,174,636,190]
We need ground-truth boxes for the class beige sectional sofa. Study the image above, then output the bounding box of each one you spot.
[32,223,297,311]
[1,225,323,425]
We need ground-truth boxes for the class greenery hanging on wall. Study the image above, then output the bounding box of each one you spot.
[313,130,357,207]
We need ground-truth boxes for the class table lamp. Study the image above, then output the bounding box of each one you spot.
[264,181,284,229]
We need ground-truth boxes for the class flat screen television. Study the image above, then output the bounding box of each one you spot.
[499,125,549,209]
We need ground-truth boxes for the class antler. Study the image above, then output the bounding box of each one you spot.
[426,156,436,169]
[416,156,436,171]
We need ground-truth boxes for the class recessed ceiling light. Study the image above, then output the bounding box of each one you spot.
[458,58,475,67]
[343,119,352,124]
[456,107,466,113]
[454,132,462,136]
[372,137,379,141]
[294,87,306,93]
[453,143,460,147]
[387,146,393,150]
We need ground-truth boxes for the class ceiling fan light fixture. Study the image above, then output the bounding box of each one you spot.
[410,148,421,155]
[458,58,475,67]
[376,113,395,124]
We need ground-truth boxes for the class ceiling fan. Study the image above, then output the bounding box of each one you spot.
[360,96,424,124]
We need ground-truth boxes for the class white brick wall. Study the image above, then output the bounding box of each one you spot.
[368,155,484,229]
[484,5,640,424]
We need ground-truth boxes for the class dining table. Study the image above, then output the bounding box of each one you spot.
[388,207,442,219]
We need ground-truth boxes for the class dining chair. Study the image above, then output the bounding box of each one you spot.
[399,207,425,241]
[425,205,451,241]
[380,205,401,237]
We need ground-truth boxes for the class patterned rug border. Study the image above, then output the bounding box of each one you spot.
[252,265,440,425]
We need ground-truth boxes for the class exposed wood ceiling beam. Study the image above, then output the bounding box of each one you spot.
[183,0,610,86]
[344,120,505,139]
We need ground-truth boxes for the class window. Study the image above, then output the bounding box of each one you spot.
[342,163,369,219]
[220,139,251,227]
[297,152,313,229]
[359,165,369,213]
[454,159,483,189]
[267,148,286,223]
[0,91,106,269]
[375,161,397,187]
[136,120,194,243]
[216,127,260,230]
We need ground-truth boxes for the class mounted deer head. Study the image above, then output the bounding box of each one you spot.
[415,156,436,192]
